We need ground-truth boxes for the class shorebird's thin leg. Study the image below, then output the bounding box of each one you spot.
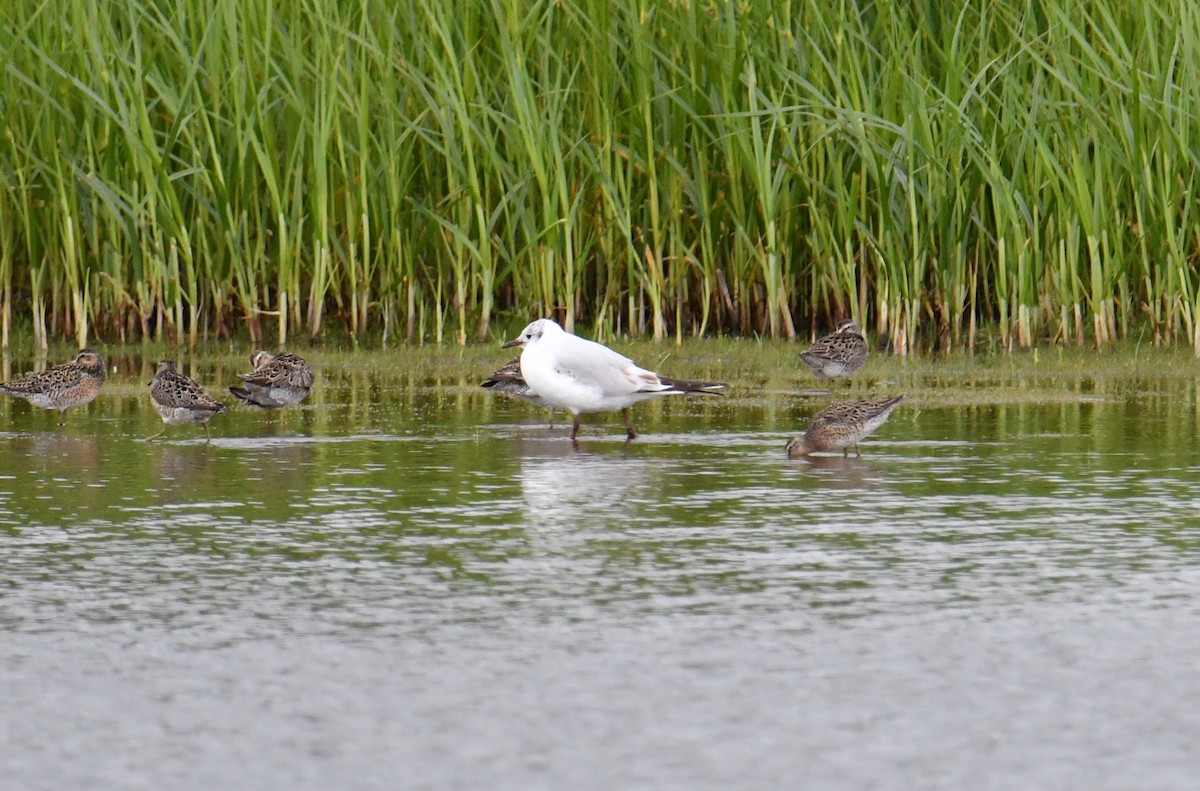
[843,447,849,458]
[571,414,581,440]
[203,423,212,443]
[146,427,167,441]
[547,410,554,429]
[854,445,862,458]
[622,408,638,440]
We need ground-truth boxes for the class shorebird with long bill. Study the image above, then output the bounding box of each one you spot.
[786,396,903,458]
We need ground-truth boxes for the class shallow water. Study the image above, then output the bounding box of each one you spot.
[2,351,1199,790]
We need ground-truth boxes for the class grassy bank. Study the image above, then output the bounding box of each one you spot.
[9,335,1198,411]
[3,0,1200,353]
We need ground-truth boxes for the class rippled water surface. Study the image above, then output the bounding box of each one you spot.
[3,350,1200,790]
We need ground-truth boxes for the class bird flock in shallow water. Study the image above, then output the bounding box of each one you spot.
[0,349,314,442]
[487,317,900,456]
[0,318,902,456]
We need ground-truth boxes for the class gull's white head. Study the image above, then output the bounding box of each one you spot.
[503,318,562,349]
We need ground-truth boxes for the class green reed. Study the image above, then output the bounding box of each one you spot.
[3,0,1200,354]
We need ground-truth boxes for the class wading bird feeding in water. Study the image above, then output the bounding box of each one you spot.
[786,396,904,458]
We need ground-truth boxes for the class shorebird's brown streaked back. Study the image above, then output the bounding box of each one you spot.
[149,360,226,442]
[0,349,106,421]
[481,357,560,427]
[229,350,314,409]
[786,395,903,458]
[481,357,550,408]
[800,319,868,380]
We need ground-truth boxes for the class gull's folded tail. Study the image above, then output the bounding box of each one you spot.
[658,377,727,395]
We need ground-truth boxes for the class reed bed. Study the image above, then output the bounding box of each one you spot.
[3,0,1200,354]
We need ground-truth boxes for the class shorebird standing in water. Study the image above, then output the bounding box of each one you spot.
[786,395,904,458]
[148,360,226,442]
[0,348,106,423]
[481,357,557,426]
[481,357,548,407]
[229,350,314,410]
[800,319,868,381]
[502,318,726,440]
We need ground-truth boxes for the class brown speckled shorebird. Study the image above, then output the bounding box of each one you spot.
[481,357,556,426]
[800,319,868,380]
[228,350,314,409]
[148,360,226,442]
[481,357,549,407]
[786,395,904,458]
[0,348,106,423]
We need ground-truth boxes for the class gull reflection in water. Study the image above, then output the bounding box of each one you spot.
[519,442,658,526]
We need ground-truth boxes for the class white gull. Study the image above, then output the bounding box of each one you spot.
[502,318,726,440]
